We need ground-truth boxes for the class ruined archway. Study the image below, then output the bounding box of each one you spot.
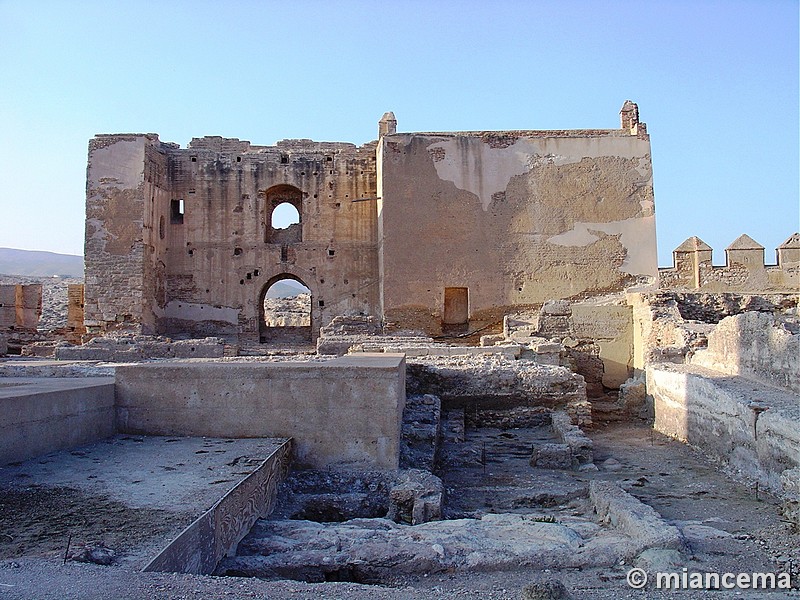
[264,185,303,244]
[259,274,312,343]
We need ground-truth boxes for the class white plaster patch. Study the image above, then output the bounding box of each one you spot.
[547,215,657,276]
[157,301,238,325]
[428,138,541,210]
[88,139,145,189]
[428,136,652,211]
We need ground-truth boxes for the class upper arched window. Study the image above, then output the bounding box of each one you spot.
[264,185,303,244]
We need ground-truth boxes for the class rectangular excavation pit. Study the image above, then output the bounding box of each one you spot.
[0,435,289,571]
[215,405,610,585]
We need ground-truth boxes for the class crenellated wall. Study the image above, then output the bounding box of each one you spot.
[659,233,799,293]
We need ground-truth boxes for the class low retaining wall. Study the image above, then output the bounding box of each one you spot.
[691,311,800,393]
[647,363,800,495]
[0,377,115,465]
[144,439,291,575]
[589,480,685,556]
[115,354,406,469]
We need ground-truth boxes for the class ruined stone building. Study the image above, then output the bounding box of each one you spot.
[83,101,657,343]
[2,103,798,592]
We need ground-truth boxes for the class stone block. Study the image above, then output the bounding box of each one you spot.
[530,443,573,469]
[541,300,572,316]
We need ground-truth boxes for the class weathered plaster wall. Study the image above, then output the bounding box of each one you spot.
[378,127,657,334]
[84,135,150,332]
[627,291,797,374]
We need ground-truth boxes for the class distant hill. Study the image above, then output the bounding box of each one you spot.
[0,248,84,278]
[267,280,310,298]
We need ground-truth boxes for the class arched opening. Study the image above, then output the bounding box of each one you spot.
[259,275,312,343]
[272,202,299,229]
[265,185,303,244]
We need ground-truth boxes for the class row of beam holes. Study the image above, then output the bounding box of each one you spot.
[239,269,261,285]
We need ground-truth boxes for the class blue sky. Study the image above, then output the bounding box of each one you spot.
[1,0,797,266]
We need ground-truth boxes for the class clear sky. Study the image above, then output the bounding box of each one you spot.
[1,0,797,266]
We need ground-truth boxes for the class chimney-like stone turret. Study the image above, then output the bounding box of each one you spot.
[379,111,397,137]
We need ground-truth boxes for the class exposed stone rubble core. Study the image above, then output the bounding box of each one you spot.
[691,311,799,393]
[626,290,796,372]
[400,394,442,471]
[405,355,591,426]
[267,467,444,529]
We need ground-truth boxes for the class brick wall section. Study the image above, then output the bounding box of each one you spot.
[67,284,85,331]
[0,284,42,331]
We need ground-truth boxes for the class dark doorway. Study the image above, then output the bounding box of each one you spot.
[443,287,469,330]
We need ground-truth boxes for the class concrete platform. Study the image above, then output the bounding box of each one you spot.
[116,354,406,469]
[0,376,115,464]
[0,435,288,569]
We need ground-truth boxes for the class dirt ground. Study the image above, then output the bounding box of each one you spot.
[0,435,285,568]
[0,422,797,599]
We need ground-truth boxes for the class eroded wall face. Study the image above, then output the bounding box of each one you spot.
[155,138,380,342]
[378,132,657,334]
[84,136,150,332]
[0,285,42,331]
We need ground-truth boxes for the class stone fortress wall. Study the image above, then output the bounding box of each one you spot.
[659,233,799,292]
[81,102,657,343]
